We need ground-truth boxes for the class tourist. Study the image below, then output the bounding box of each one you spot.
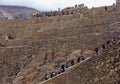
[50,72,54,78]
[95,47,99,54]
[56,69,61,74]
[105,6,107,11]
[53,72,56,76]
[71,60,74,66]
[6,17,8,20]
[75,4,77,8]
[66,62,69,68]
[61,64,65,72]
[101,44,105,50]
[113,3,116,10]
[112,38,116,44]
[81,55,86,60]
[62,12,65,15]
[77,56,80,63]
[45,73,49,80]
[106,40,110,46]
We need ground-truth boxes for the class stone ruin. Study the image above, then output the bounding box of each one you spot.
[32,6,88,18]
[0,1,120,84]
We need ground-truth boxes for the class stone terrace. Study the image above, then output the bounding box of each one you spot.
[0,4,120,84]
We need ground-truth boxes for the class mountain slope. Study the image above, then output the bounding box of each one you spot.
[0,9,13,19]
[0,5,39,20]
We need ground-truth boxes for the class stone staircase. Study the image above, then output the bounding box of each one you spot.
[39,40,120,84]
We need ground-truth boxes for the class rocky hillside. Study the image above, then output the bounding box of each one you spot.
[41,40,120,84]
[0,4,120,84]
[0,5,39,21]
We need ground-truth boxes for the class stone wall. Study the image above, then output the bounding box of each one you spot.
[0,8,120,65]
[41,42,120,84]
[0,46,46,64]
[1,9,119,41]
[0,6,119,41]
[0,5,120,84]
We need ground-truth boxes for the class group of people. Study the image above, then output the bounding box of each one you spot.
[105,3,116,11]
[95,36,120,55]
[33,4,85,18]
[44,35,120,81]
[34,10,70,18]
[44,54,87,80]
[35,3,117,18]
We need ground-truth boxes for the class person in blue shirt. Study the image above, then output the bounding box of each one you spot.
[66,62,69,68]
[45,73,49,80]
